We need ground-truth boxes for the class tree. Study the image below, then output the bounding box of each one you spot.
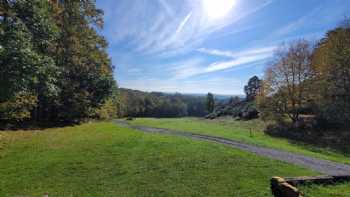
[52,0,115,122]
[0,0,116,125]
[311,21,350,126]
[206,93,215,113]
[259,40,314,123]
[0,1,59,122]
[244,76,262,101]
[95,88,119,120]
[13,0,60,122]
[115,89,205,118]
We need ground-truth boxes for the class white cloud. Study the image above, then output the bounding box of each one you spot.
[119,77,245,95]
[103,0,274,56]
[197,46,276,58]
[272,6,323,37]
[205,53,271,73]
[158,0,176,18]
[99,0,350,95]
[197,48,235,58]
[168,58,206,79]
[269,2,348,39]
[168,46,275,79]
[175,12,193,34]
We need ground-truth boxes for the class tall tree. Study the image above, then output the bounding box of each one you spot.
[54,0,115,122]
[14,0,60,122]
[206,93,215,113]
[259,40,314,123]
[244,76,262,101]
[0,0,117,124]
[0,0,59,122]
[312,21,350,126]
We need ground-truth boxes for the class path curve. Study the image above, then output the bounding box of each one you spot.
[114,120,350,176]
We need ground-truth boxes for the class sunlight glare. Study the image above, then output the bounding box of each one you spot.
[203,0,236,20]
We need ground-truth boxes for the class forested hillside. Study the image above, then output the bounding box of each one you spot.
[117,89,208,118]
[0,0,117,127]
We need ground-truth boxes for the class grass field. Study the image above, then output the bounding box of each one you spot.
[0,122,319,197]
[130,118,350,165]
[299,183,350,197]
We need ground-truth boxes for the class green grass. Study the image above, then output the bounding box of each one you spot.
[0,122,317,197]
[129,118,350,165]
[299,183,350,197]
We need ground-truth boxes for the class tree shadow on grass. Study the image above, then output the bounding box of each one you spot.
[0,120,80,131]
[265,123,350,157]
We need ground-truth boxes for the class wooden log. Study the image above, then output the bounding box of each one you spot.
[271,176,303,197]
[280,182,302,197]
[285,175,334,186]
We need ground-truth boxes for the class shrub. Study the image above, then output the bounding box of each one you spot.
[0,91,38,122]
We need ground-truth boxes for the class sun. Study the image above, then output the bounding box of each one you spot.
[203,0,236,20]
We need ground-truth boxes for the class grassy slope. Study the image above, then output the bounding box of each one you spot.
[130,118,350,165]
[0,122,317,197]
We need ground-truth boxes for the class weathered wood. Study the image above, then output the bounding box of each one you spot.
[285,175,334,186]
[271,176,303,197]
[271,175,350,197]
[280,182,301,197]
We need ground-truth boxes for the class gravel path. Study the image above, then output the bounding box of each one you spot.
[114,120,350,176]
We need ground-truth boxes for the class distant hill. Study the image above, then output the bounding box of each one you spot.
[117,88,208,118]
[179,93,244,100]
[117,88,253,119]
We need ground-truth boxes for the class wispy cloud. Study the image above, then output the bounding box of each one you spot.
[197,46,276,58]
[175,12,193,34]
[272,6,323,37]
[98,0,350,94]
[102,0,273,56]
[204,53,271,73]
[171,46,275,79]
[119,77,245,95]
[270,2,348,39]
[158,0,176,18]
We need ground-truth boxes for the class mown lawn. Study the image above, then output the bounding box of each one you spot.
[299,183,350,197]
[0,122,317,197]
[130,118,350,165]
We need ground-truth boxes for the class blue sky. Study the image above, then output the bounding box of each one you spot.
[96,0,350,95]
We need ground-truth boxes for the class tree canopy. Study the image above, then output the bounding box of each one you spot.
[117,89,208,118]
[244,76,262,101]
[258,20,350,128]
[311,22,350,126]
[0,0,117,125]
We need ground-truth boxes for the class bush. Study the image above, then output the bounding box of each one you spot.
[95,97,118,120]
[0,91,38,122]
[205,101,259,120]
[126,117,134,121]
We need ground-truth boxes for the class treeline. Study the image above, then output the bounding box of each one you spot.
[0,0,117,126]
[205,76,260,120]
[117,89,208,118]
[258,19,350,129]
